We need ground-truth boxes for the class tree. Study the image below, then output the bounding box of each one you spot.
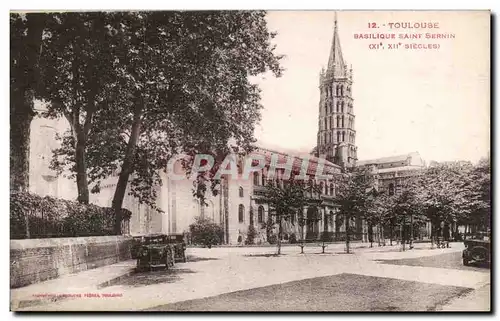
[10,13,48,192]
[38,12,123,204]
[258,179,319,255]
[189,216,224,248]
[365,188,388,247]
[418,162,475,245]
[42,11,283,234]
[335,167,374,253]
[391,177,426,250]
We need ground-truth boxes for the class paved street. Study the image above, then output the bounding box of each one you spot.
[15,242,490,311]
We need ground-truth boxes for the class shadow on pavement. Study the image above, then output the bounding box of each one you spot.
[375,251,490,272]
[243,253,286,258]
[186,255,220,262]
[100,268,197,288]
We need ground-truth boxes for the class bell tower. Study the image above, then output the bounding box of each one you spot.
[316,13,357,168]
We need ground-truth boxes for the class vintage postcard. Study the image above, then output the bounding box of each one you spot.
[10,10,490,312]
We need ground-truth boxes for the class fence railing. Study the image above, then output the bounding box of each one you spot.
[301,231,365,242]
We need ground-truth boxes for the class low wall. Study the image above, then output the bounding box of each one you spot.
[10,235,132,288]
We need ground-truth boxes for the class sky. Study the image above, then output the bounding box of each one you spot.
[252,11,490,164]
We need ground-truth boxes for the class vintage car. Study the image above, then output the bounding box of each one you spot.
[135,234,175,271]
[462,233,490,266]
[167,234,187,263]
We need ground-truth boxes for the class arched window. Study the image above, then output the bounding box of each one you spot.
[337,116,340,127]
[253,172,259,186]
[336,101,339,113]
[388,183,395,196]
[336,85,339,96]
[342,116,345,128]
[261,170,266,186]
[258,206,264,223]
[238,204,245,223]
[324,118,327,130]
[337,131,340,142]
[342,131,345,142]
[340,85,344,96]
[341,101,344,113]
[330,184,334,196]
[239,186,244,197]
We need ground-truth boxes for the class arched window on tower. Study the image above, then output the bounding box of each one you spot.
[341,101,344,113]
[336,101,339,113]
[342,116,344,128]
[340,85,344,96]
[324,118,327,130]
[336,85,339,96]
[239,187,244,197]
[342,131,345,142]
[337,131,340,142]
[337,116,340,127]
[238,204,245,223]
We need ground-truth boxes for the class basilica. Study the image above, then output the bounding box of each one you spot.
[28,16,427,245]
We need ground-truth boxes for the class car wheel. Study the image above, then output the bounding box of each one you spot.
[463,258,469,266]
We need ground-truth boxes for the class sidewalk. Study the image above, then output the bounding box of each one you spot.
[10,259,136,311]
[439,283,491,311]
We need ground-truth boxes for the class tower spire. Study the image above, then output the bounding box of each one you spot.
[327,12,346,78]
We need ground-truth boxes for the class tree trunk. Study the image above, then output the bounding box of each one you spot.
[75,138,90,203]
[389,223,393,246]
[377,224,382,247]
[277,216,282,255]
[10,92,34,193]
[10,13,46,193]
[345,216,350,254]
[112,105,143,234]
[400,223,405,251]
[409,214,414,249]
[368,223,373,248]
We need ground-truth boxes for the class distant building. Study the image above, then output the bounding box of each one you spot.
[356,152,425,195]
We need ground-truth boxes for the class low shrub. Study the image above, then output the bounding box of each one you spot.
[245,224,257,245]
[10,192,131,239]
[267,234,277,245]
[189,216,224,247]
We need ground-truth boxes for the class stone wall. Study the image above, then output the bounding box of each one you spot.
[10,235,132,288]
